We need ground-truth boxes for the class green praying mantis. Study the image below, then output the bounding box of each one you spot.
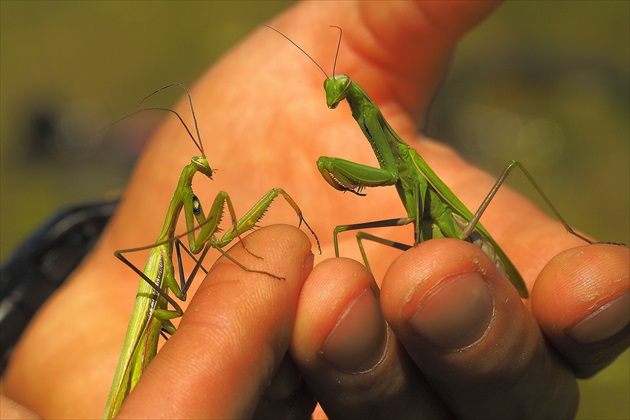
[266,25,625,299]
[102,84,319,418]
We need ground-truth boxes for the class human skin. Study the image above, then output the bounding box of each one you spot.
[3,1,628,418]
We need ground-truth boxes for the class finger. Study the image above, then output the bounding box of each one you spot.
[117,225,315,419]
[531,243,630,378]
[291,257,449,418]
[381,238,579,418]
[0,395,42,419]
[251,353,315,419]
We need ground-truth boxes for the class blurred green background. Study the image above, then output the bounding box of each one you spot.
[1,1,628,418]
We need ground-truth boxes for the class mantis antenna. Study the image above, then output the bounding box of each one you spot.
[136,83,205,155]
[329,25,343,77]
[263,24,330,79]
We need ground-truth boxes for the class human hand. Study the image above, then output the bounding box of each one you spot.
[3,1,628,419]
[293,242,628,418]
[276,1,629,419]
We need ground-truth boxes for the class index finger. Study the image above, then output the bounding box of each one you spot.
[117,225,315,419]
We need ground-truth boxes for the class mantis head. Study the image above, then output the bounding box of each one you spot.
[264,25,350,108]
[192,155,214,179]
[324,74,352,109]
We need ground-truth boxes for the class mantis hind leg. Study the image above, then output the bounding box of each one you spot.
[176,238,209,276]
[152,240,212,322]
[331,217,414,271]
[173,239,211,301]
[355,232,411,272]
[460,160,626,246]
[114,238,211,328]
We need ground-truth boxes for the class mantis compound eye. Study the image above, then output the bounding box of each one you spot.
[192,195,202,215]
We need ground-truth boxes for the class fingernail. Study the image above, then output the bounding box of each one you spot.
[409,272,493,349]
[566,292,630,344]
[320,288,387,371]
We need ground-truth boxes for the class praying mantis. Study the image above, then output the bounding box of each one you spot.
[102,84,319,418]
[266,25,625,299]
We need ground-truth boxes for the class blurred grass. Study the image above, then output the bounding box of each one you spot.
[1,1,628,418]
